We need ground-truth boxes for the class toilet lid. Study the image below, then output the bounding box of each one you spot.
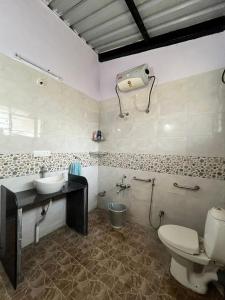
[158,225,199,255]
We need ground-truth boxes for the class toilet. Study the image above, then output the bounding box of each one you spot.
[158,207,225,294]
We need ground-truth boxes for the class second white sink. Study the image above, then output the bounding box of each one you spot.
[34,175,65,194]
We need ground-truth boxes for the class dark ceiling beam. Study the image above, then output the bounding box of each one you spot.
[99,16,225,62]
[124,0,150,42]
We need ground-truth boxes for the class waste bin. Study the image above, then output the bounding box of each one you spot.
[108,202,127,229]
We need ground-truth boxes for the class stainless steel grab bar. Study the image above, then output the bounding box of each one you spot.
[173,182,200,191]
[133,176,151,182]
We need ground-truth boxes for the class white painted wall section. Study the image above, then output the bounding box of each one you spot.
[100,32,225,99]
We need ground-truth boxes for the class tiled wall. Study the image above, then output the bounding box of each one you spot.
[0,52,100,178]
[99,153,225,180]
[98,69,225,232]
[1,51,225,238]
[99,69,225,156]
[0,51,99,196]
[0,153,98,179]
[0,53,99,245]
[98,167,225,235]
[0,53,99,154]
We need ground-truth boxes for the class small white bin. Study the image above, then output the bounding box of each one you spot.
[108,202,127,229]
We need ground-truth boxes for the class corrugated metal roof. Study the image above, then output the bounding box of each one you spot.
[44,0,225,55]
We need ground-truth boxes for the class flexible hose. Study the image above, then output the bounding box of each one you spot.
[146,76,156,113]
[34,202,50,244]
[148,178,163,230]
[115,85,129,118]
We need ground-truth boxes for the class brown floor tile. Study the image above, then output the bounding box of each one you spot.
[0,277,11,300]
[68,277,121,300]
[52,262,93,297]
[0,208,223,300]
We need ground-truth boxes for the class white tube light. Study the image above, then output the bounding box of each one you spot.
[15,53,62,80]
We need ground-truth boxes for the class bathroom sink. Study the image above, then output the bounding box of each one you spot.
[34,175,65,194]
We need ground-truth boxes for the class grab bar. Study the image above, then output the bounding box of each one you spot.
[133,176,151,182]
[173,182,200,191]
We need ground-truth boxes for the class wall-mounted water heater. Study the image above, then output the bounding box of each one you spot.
[116,64,151,92]
[115,64,155,118]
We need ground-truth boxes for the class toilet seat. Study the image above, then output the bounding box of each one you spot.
[158,225,199,255]
[158,225,210,265]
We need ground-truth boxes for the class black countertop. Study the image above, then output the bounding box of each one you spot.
[14,181,86,211]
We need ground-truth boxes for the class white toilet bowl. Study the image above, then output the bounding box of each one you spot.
[158,208,225,294]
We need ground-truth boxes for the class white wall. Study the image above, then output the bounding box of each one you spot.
[0,53,99,247]
[98,68,225,232]
[98,167,225,235]
[0,0,100,100]
[99,68,225,157]
[1,0,224,102]
[0,53,99,155]
[100,32,225,100]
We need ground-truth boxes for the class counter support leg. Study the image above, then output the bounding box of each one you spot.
[66,188,88,235]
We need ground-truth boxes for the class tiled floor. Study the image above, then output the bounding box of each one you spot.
[0,208,223,300]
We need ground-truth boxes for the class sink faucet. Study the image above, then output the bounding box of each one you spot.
[39,165,47,178]
[116,175,130,193]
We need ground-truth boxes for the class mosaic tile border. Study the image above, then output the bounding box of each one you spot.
[0,153,98,179]
[99,153,225,180]
[1,152,225,180]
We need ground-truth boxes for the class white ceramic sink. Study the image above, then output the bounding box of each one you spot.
[34,175,65,194]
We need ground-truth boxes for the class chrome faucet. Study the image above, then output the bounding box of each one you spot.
[117,185,129,193]
[116,175,130,193]
[39,165,47,178]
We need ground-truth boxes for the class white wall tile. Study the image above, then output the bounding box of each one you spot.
[99,69,225,157]
[0,53,99,154]
[98,69,225,232]
[98,167,225,234]
[187,113,213,136]
[0,53,100,247]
